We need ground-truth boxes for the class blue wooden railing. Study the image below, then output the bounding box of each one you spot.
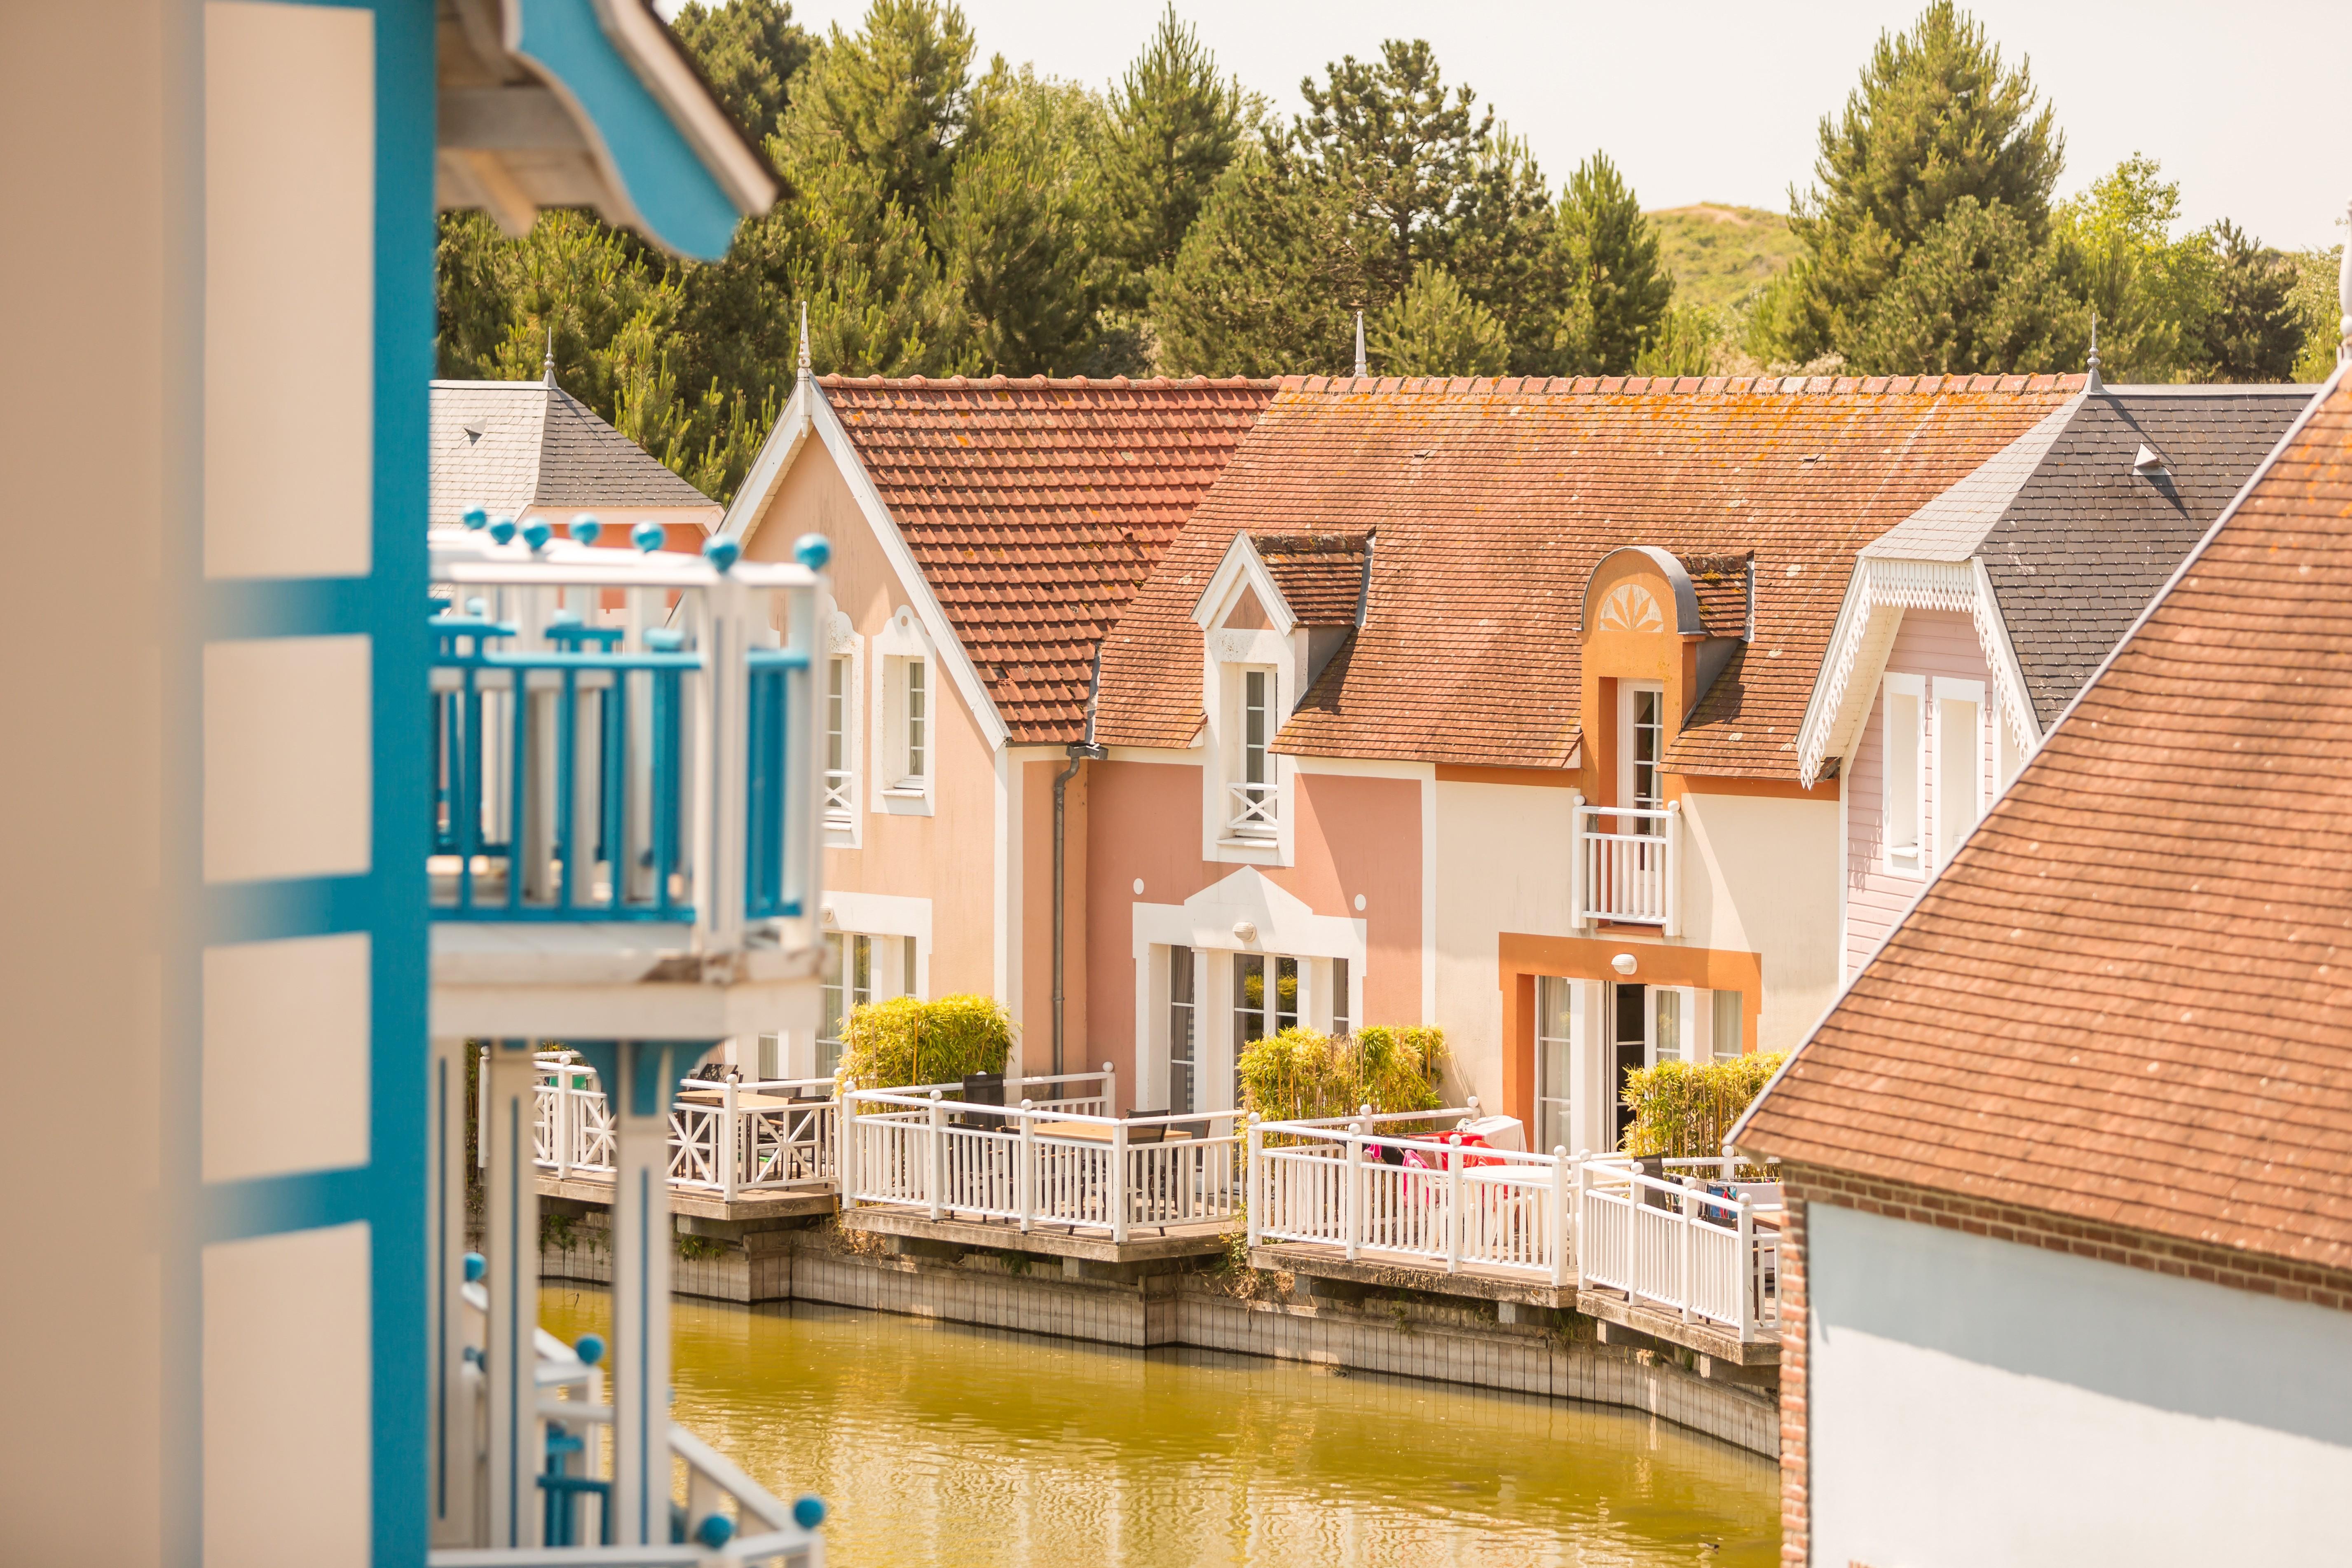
[429,608,807,924]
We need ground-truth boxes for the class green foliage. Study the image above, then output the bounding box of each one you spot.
[1619,1053,1786,1159]
[1151,151,1370,376]
[778,0,974,218]
[834,992,1015,1092]
[1368,262,1508,376]
[1647,204,1800,315]
[1236,1025,1445,1125]
[1633,302,1730,378]
[1551,152,1673,373]
[2197,221,2305,383]
[1760,1,2064,370]
[2288,246,2346,383]
[670,0,812,148]
[1099,6,1251,307]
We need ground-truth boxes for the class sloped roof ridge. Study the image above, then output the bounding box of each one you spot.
[1864,396,2082,561]
[820,373,1274,391]
[1276,373,2088,396]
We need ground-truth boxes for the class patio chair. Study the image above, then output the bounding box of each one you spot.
[1122,1111,1172,1233]
[959,1072,1008,1130]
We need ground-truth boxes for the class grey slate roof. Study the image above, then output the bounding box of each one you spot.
[1867,387,2310,727]
[429,379,715,527]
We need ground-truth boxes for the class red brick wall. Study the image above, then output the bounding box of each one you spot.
[1772,1162,2352,1565]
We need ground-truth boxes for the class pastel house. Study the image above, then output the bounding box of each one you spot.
[1738,359,2352,1565]
[6,1,829,1561]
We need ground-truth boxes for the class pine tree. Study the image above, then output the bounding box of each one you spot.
[1445,130,1567,373]
[1150,152,1370,377]
[937,64,1113,374]
[1290,38,1490,302]
[669,0,811,149]
[1757,2,2064,369]
[1551,152,1672,374]
[2197,222,2303,382]
[778,0,975,218]
[1368,262,1509,376]
[1099,6,1250,311]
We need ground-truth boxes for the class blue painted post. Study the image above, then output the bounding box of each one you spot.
[482,1039,543,1547]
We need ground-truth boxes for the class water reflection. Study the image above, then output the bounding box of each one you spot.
[539,1286,1778,1568]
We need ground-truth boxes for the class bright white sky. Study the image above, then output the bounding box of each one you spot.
[669,0,2352,251]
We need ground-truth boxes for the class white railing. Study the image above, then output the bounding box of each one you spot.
[439,1279,825,1565]
[1248,1122,1780,1341]
[528,1056,838,1200]
[821,767,853,823]
[842,1088,1241,1243]
[1227,780,1277,839]
[1570,800,1680,932]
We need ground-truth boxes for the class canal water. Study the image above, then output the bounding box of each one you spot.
[540,1285,1779,1568]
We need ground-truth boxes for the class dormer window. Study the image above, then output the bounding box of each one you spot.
[1232,668,1276,838]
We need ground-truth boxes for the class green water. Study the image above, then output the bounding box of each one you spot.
[539,1285,1779,1568]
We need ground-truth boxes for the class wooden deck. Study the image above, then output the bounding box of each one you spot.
[534,1173,835,1226]
[841,1203,1231,1266]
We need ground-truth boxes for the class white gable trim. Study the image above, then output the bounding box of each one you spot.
[1130,867,1366,964]
[1192,533,1298,634]
[720,382,1010,751]
[1797,557,2040,787]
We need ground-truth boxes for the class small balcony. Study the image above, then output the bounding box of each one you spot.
[1227,779,1278,840]
[1571,801,1681,931]
[428,527,820,944]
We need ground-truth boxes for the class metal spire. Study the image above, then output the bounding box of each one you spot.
[2338,199,2351,366]
[2084,310,2104,394]
[1353,310,1366,378]
[797,300,812,382]
[543,324,556,387]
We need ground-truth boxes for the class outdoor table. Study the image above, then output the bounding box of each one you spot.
[677,1088,808,1112]
[1032,1121,1195,1143]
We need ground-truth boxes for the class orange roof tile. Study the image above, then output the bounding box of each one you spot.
[1740,376,2352,1275]
[1253,532,1369,626]
[1094,374,2078,771]
[821,375,1276,743]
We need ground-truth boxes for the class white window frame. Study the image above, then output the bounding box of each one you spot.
[1933,676,1988,868]
[1882,672,1926,876]
[870,605,936,816]
[1616,680,1667,815]
[1229,664,1279,840]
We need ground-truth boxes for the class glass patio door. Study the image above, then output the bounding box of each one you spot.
[1536,976,1576,1154]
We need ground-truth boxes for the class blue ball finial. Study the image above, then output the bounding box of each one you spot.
[520,518,552,552]
[695,1515,736,1549]
[573,1333,604,1367]
[463,1252,486,1283]
[793,532,832,570]
[466,597,487,617]
[631,520,665,553]
[703,536,742,574]
[569,513,602,546]
[488,515,516,545]
[461,503,488,531]
[792,1495,827,1531]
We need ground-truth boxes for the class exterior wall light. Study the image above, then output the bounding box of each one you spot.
[1612,952,1638,976]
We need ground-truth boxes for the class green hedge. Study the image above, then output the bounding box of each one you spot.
[1237,1025,1447,1124]
[835,993,1014,1092]
[1619,1052,1786,1158]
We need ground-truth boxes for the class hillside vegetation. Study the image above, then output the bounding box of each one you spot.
[1646,203,1799,315]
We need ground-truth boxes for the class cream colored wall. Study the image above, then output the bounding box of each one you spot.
[1678,790,1843,1051]
[742,435,1000,1000]
[1433,779,1577,1103]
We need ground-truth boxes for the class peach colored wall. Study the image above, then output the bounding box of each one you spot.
[744,438,1000,1000]
[1082,759,1422,1099]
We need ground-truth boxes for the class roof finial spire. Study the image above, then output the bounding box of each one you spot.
[2337,199,2351,366]
[2084,310,2104,394]
[543,324,556,387]
[797,300,812,382]
[1353,309,1367,379]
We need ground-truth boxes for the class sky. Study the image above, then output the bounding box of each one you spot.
[675,0,2352,251]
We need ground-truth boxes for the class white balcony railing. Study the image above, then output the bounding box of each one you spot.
[1571,800,1680,931]
[843,1081,1241,1243]
[821,767,853,824]
[1227,780,1277,839]
[438,1276,825,1564]
[1247,1118,1780,1341]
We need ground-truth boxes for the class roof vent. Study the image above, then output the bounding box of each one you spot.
[462,422,485,443]
[2132,442,2170,478]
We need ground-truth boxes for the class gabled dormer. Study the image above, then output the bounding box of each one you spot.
[1191,530,1372,862]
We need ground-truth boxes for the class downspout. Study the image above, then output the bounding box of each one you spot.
[1053,644,1108,1077]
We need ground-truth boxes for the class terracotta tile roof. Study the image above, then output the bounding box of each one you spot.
[1739,375,2352,1275]
[820,374,1277,743]
[1681,552,1753,640]
[1093,374,2079,771]
[1253,532,1369,626]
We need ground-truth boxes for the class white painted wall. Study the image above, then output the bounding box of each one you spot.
[1676,790,1840,1053]
[1809,1203,2352,1567]
[1432,779,1577,1100]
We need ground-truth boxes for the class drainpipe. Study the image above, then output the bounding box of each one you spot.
[1053,647,1108,1077]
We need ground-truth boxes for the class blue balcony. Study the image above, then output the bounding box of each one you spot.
[428,528,821,945]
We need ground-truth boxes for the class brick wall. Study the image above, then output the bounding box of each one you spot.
[1772,1161,2352,1565]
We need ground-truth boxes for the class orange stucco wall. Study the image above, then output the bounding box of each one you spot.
[1080,759,1422,1100]
[743,437,1000,1001]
